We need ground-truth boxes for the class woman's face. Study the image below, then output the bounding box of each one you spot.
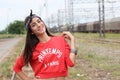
[30,17,46,36]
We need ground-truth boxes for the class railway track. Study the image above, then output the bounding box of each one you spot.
[76,37,120,44]
[92,38,120,44]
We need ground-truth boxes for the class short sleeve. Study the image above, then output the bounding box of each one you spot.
[13,55,25,73]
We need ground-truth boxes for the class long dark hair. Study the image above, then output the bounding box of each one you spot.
[23,15,53,65]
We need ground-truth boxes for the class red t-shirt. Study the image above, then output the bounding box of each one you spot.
[13,36,74,78]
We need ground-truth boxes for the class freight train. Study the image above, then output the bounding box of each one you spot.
[50,17,120,33]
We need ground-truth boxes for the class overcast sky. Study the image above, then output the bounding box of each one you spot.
[0,0,65,31]
[0,0,120,31]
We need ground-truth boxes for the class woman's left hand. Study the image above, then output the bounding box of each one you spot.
[61,31,74,40]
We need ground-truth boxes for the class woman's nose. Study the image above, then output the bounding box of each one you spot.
[36,23,41,28]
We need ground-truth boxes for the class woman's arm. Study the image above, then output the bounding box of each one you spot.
[13,55,31,80]
[61,31,76,64]
[69,37,76,64]
[16,71,30,80]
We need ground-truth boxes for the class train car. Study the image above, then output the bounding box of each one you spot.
[77,23,87,32]
[105,17,120,33]
[76,17,120,33]
[50,17,120,33]
[86,22,94,32]
[93,21,100,32]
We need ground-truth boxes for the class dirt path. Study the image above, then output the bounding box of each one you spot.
[0,37,22,63]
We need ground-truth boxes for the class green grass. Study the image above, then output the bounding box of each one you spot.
[112,70,120,79]
[0,61,11,78]
[0,34,24,39]
[99,64,120,71]
[74,32,120,40]
[105,33,120,39]
[67,67,88,80]
[72,69,89,80]
[75,33,120,79]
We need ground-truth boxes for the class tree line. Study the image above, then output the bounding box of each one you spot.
[0,20,25,34]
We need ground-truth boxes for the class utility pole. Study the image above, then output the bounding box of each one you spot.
[65,0,69,31]
[98,0,105,38]
[68,0,74,32]
[107,0,116,18]
[65,0,67,25]
[6,8,11,37]
[57,10,61,32]
[44,0,49,27]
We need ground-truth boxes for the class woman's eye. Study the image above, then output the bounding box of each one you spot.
[38,20,40,23]
[32,24,35,27]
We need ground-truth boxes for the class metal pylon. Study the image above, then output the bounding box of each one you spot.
[98,0,105,37]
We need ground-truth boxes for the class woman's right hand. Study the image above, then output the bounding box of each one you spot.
[16,71,31,80]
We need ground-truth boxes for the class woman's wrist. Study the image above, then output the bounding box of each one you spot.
[70,37,75,49]
[70,37,77,55]
[70,48,77,55]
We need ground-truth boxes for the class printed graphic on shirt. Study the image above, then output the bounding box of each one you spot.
[38,48,62,68]
[44,61,59,68]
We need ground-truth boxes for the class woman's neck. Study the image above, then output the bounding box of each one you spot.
[37,33,51,43]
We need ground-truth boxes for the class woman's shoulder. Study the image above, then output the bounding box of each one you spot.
[52,36,65,40]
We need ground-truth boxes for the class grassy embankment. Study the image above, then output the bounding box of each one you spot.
[0,34,24,39]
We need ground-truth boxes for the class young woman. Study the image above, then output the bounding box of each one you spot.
[13,10,77,80]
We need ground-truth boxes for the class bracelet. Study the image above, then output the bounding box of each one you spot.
[70,49,77,55]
